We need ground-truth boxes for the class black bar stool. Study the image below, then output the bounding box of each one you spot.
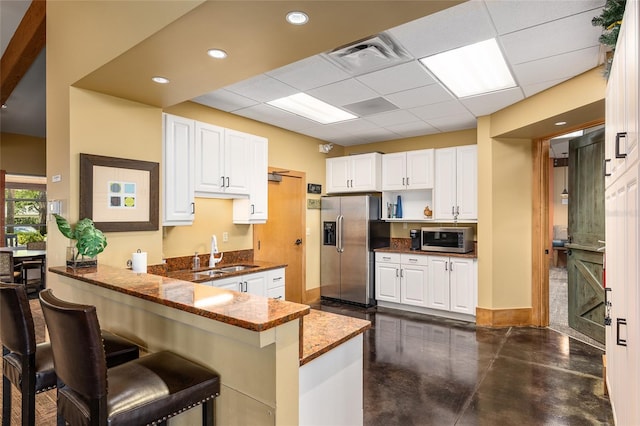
[0,283,140,426]
[38,289,221,426]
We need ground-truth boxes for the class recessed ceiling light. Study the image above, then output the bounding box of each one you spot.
[152,76,170,84]
[419,38,516,98]
[286,11,309,25]
[207,49,227,59]
[555,121,567,126]
[267,93,356,124]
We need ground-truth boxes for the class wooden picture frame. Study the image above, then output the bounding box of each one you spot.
[79,153,159,232]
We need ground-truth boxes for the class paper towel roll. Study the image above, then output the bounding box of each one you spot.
[131,251,147,273]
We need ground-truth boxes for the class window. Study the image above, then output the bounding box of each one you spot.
[4,174,47,244]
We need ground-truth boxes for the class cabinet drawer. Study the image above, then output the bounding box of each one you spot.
[267,268,285,290]
[401,253,428,266]
[267,286,285,300]
[376,252,401,263]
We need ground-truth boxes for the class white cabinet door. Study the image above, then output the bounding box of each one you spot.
[351,153,381,192]
[449,258,476,315]
[434,147,457,220]
[194,121,225,194]
[327,153,381,193]
[224,129,251,195]
[382,152,407,191]
[427,256,450,310]
[326,157,351,193]
[382,149,433,191]
[233,135,268,223]
[376,261,400,303]
[400,264,428,307]
[456,145,478,220]
[163,114,195,225]
[210,276,240,292]
[434,145,477,221]
[243,272,266,297]
[406,149,434,189]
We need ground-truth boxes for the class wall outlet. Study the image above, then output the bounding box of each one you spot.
[222,232,229,242]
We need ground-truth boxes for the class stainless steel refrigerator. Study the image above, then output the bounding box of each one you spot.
[321,195,390,306]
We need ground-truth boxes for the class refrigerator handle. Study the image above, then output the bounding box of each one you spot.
[337,215,344,253]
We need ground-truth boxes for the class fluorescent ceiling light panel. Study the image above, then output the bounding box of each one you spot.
[267,93,357,124]
[419,39,516,98]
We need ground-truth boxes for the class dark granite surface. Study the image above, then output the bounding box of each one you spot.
[376,238,478,258]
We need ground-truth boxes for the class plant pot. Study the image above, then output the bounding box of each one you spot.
[66,245,97,269]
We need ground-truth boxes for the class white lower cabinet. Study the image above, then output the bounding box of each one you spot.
[427,256,476,315]
[203,268,285,300]
[376,252,476,319]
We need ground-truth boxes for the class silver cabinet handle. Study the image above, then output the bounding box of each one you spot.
[221,176,226,188]
[402,177,405,186]
[396,268,399,277]
[445,262,448,271]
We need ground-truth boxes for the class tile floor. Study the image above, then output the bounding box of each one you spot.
[316,300,613,425]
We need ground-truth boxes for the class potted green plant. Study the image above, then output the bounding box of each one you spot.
[53,214,107,268]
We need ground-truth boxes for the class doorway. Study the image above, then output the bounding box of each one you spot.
[253,168,306,303]
[546,126,605,348]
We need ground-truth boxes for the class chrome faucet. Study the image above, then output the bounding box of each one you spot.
[209,235,223,267]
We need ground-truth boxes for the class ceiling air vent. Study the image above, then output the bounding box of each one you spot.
[324,33,412,76]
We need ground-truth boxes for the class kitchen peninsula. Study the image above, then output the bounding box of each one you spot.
[48,265,370,425]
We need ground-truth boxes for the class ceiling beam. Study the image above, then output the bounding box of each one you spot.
[0,0,46,106]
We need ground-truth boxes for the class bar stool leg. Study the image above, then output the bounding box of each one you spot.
[2,375,11,426]
[202,399,214,426]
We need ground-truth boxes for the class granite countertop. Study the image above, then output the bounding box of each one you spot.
[165,260,287,283]
[301,309,371,366]
[49,264,371,365]
[375,245,478,259]
[49,264,308,332]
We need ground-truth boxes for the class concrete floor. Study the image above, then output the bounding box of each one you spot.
[3,298,613,425]
[316,300,613,425]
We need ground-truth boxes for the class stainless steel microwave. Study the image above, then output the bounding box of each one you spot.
[421,227,474,253]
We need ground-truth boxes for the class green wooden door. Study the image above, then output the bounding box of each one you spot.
[567,129,605,344]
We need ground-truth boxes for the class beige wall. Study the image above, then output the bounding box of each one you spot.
[552,166,569,230]
[0,133,46,176]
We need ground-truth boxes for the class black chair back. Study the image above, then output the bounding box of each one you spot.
[0,282,36,358]
[38,289,108,399]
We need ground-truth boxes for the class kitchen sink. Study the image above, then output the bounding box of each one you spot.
[195,269,226,278]
[218,265,258,273]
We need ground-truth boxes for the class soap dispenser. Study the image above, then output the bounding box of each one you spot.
[193,252,200,270]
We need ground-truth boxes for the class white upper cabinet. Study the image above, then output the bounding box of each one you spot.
[434,145,477,221]
[326,153,382,193]
[195,126,251,198]
[233,135,268,223]
[163,114,195,226]
[382,149,434,191]
[163,114,268,224]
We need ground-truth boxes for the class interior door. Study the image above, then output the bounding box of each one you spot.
[253,169,305,303]
[567,129,606,343]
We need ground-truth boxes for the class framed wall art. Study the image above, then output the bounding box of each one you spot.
[79,153,159,232]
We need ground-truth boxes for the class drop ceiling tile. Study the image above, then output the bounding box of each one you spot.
[388,1,496,59]
[266,55,351,91]
[356,61,435,95]
[460,87,524,116]
[225,74,298,103]
[300,125,358,143]
[353,128,402,144]
[384,120,439,138]
[428,113,477,132]
[385,84,453,109]
[410,100,471,121]
[330,118,379,134]
[512,46,600,87]
[365,110,420,127]
[307,79,379,107]
[192,89,258,112]
[500,10,603,65]
[233,104,317,130]
[485,0,605,35]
